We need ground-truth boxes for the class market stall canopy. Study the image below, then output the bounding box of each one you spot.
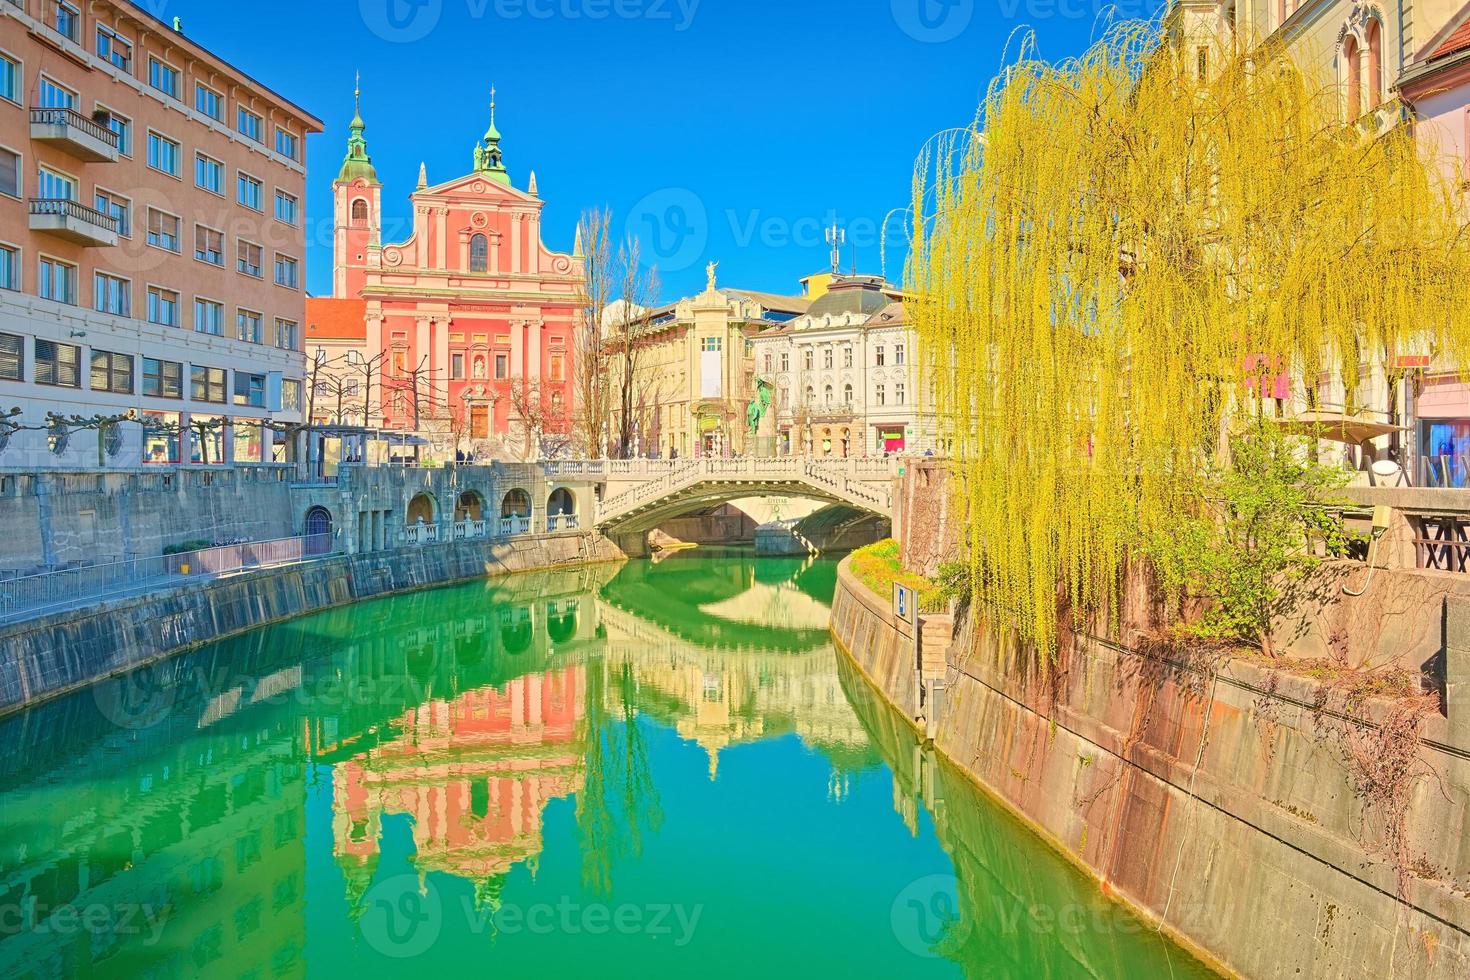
[1272,412,1408,445]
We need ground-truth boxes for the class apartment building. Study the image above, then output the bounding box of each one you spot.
[0,0,321,469]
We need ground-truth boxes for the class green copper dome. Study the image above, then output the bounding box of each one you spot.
[337,86,379,185]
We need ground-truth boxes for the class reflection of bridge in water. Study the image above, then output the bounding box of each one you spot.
[0,553,880,975]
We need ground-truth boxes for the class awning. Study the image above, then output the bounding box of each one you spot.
[1273,412,1407,445]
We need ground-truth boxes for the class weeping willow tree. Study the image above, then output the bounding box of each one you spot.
[907,22,1470,659]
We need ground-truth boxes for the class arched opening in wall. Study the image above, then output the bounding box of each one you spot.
[469,234,488,273]
[1343,34,1361,120]
[1365,19,1382,111]
[407,493,436,526]
[351,198,369,226]
[547,487,577,531]
[456,491,484,521]
[305,506,333,553]
[501,488,531,534]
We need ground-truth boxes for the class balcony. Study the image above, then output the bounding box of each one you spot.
[30,107,120,162]
[29,198,118,246]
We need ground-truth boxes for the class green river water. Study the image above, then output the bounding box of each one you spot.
[0,552,1217,978]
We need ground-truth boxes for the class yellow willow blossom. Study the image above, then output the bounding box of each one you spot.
[907,23,1470,661]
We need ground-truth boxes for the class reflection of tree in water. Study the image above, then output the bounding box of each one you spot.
[576,658,663,895]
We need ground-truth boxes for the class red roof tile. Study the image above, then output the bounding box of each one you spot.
[1431,18,1470,60]
[306,298,367,341]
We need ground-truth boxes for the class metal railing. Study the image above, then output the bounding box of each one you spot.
[30,106,121,149]
[0,533,337,623]
[29,197,119,233]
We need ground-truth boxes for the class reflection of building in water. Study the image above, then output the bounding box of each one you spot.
[696,575,835,632]
[329,667,586,908]
[0,669,311,978]
[598,600,874,782]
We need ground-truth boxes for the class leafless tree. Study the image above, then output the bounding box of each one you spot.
[573,208,614,458]
[614,237,660,459]
[508,377,572,461]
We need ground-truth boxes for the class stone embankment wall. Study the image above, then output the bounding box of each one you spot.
[0,531,624,717]
[831,559,1470,980]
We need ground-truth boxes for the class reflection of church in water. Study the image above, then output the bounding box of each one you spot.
[331,668,586,908]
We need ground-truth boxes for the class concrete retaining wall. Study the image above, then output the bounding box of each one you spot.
[831,559,1470,980]
[0,531,625,718]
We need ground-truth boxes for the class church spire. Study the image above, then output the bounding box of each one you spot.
[338,72,379,185]
[472,84,510,185]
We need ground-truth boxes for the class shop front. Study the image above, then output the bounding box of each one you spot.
[877,426,906,454]
[1416,374,1470,487]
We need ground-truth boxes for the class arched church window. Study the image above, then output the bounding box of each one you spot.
[470,234,488,273]
[351,199,368,225]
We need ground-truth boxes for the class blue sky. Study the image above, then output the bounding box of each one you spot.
[135,0,1162,301]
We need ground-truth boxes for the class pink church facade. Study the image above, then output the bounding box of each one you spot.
[313,91,584,455]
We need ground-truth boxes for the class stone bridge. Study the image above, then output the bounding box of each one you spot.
[541,457,895,556]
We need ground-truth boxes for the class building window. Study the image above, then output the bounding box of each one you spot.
[148,58,179,99]
[147,131,179,176]
[469,234,488,272]
[93,271,130,316]
[237,108,263,143]
[195,298,224,336]
[876,384,886,406]
[451,353,465,379]
[234,372,266,407]
[895,382,906,405]
[195,83,223,121]
[804,385,814,405]
[802,349,813,370]
[34,339,80,387]
[273,254,298,289]
[1365,20,1383,110]
[37,166,76,201]
[763,354,773,373]
[38,75,76,109]
[39,256,77,304]
[237,240,263,278]
[191,365,227,403]
[823,348,833,369]
[274,190,298,225]
[780,352,789,372]
[0,245,16,290]
[237,172,263,211]
[843,383,853,404]
[549,353,566,382]
[94,189,130,237]
[147,286,179,326]
[894,343,905,366]
[275,128,298,160]
[0,55,17,104]
[351,199,369,224]
[701,337,722,352]
[283,379,302,412]
[195,153,224,194]
[54,2,81,42]
[236,309,263,344]
[0,332,21,381]
[96,26,132,71]
[275,318,298,350]
[494,353,509,379]
[824,384,833,405]
[1344,35,1361,120]
[875,345,885,366]
[844,346,853,368]
[90,350,133,394]
[104,110,131,156]
[146,209,180,252]
[141,358,182,399]
[194,225,224,266]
